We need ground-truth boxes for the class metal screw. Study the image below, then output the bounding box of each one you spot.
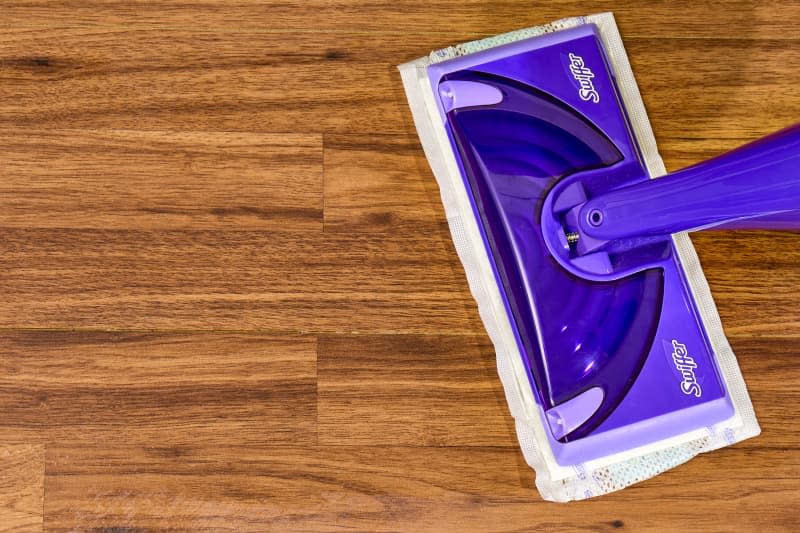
[566,232,580,244]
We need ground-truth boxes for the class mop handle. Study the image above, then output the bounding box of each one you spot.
[575,124,800,241]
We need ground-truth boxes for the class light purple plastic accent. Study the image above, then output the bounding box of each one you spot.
[438,80,504,112]
[425,23,734,465]
[546,387,604,439]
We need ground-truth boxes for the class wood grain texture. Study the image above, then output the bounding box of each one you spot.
[323,134,446,233]
[0,228,476,332]
[0,129,323,231]
[0,332,317,447]
[0,445,44,532]
[1,1,799,530]
[2,29,799,138]
[318,334,516,446]
[40,443,800,532]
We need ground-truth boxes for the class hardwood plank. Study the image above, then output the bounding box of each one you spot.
[0,28,417,135]
[0,444,44,533]
[2,1,799,39]
[0,339,48,443]
[317,334,516,446]
[730,336,800,444]
[0,228,478,333]
[0,28,798,137]
[0,332,316,447]
[323,134,445,233]
[628,39,800,142]
[0,129,322,231]
[692,232,800,335]
[44,445,534,532]
[42,443,798,532]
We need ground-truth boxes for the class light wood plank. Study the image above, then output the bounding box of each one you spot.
[0,129,322,231]
[0,445,44,533]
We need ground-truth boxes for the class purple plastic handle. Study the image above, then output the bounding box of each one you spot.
[576,124,800,244]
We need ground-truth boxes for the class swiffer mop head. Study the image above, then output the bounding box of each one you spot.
[399,13,759,502]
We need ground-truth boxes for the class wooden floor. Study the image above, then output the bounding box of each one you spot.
[1,1,799,531]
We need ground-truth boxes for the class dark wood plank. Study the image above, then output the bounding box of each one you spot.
[628,37,800,143]
[0,28,418,135]
[0,445,44,533]
[34,331,800,528]
[0,332,316,447]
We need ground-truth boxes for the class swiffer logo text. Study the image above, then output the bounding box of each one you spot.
[671,340,702,397]
[567,53,599,103]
